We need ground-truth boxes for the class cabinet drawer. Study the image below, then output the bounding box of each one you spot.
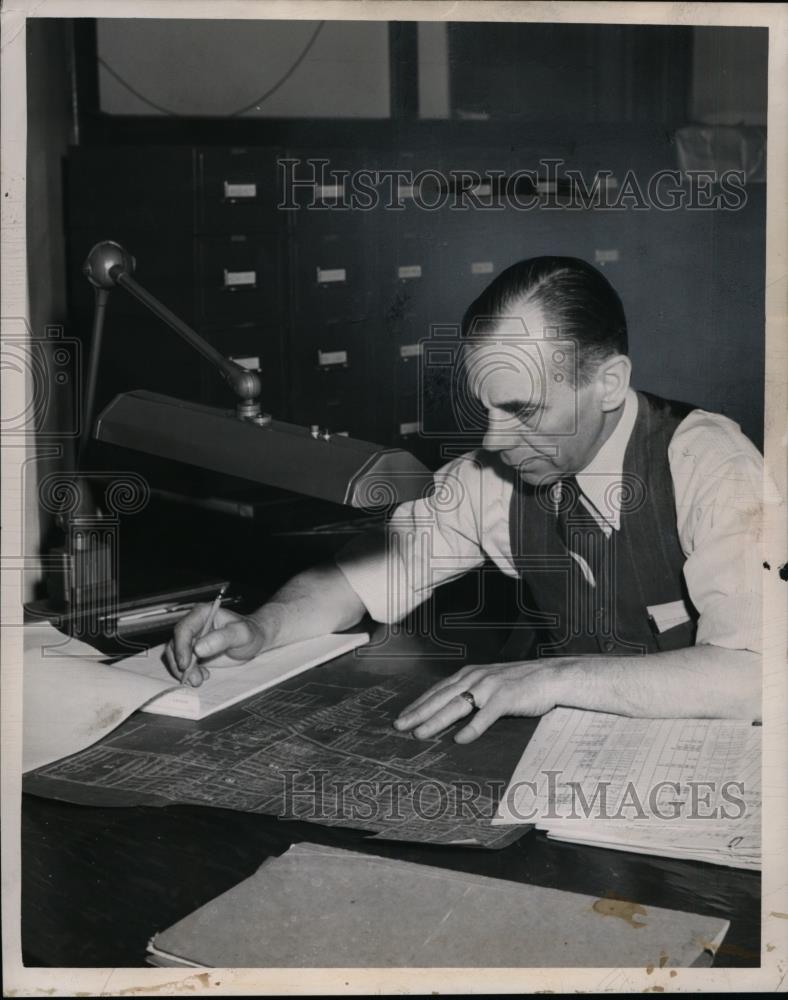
[196,148,284,233]
[291,227,375,322]
[290,367,369,438]
[195,235,284,325]
[66,148,193,232]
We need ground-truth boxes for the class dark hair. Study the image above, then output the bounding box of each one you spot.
[461,256,628,385]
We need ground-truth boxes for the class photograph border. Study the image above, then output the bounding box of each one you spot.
[2,1,786,994]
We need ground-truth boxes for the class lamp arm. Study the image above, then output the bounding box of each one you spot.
[113,269,262,406]
[82,241,263,421]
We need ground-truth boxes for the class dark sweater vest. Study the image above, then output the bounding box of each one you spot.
[500,391,699,660]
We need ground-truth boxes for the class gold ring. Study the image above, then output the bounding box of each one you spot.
[460,690,478,711]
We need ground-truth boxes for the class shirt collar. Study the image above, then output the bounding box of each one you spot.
[575,389,639,531]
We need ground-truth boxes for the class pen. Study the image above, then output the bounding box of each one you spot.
[119,602,197,624]
[181,583,229,687]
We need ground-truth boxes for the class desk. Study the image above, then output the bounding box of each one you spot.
[22,625,760,968]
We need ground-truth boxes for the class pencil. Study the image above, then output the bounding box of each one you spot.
[181,583,229,686]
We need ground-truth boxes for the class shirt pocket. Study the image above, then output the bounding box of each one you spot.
[647,599,698,652]
[652,617,697,652]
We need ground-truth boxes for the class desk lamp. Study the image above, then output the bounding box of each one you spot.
[81,241,433,508]
[43,242,432,638]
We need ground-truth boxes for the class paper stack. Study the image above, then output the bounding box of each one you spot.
[494,707,760,870]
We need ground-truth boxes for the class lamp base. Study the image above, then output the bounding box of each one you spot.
[45,540,118,641]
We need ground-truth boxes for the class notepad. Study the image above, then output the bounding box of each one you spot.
[119,633,370,720]
[146,842,730,968]
[493,707,761,870]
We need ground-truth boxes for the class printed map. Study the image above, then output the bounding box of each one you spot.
[25,672,533,849]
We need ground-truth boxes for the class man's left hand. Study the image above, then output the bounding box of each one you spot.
[393,660,568,743]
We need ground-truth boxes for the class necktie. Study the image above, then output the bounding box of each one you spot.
[554,476,605,587]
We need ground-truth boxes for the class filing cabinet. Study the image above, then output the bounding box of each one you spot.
[65,140,765,486]
[65,147,194,233]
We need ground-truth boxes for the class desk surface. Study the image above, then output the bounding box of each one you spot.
[22,623,760,968]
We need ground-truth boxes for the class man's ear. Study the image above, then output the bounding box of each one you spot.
[597,354,632,412]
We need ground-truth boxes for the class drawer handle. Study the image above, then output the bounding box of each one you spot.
[223,181,257,199]
[223,269,257,288]
[318,349,348,368]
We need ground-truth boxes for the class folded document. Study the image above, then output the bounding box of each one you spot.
[147,842,730,968]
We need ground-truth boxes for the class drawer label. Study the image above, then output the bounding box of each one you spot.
[318,349,348,367]
[399,420,422,436]
[398,264,422,280]
[229,355,261,371]
[399,343,423,359]
[594,248,620,264]
[470,260,494,275]
[223,269,257,287]
[317,267,347,284]
[223,182,257,199]
[317,183,345,200]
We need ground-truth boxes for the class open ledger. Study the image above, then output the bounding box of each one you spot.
[493,707,760,870]
[23,623,368,770]
[147,842,730,968]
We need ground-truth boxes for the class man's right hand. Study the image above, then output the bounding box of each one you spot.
[164,605,267,686]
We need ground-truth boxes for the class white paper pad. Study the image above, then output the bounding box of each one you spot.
[120,632,370,720]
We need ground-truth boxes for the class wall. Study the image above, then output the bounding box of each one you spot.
[691,26,768,125]
[96,19,391,118]
[25,18,75,593]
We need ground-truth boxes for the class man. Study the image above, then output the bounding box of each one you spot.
[167,257,764,742]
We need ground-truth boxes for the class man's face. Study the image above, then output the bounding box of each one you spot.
[463,306,609,484]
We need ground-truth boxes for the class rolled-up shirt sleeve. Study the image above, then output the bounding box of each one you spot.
[671,411,782,654]
[335,451,507,623]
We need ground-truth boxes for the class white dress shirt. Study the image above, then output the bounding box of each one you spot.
[337,390,773,653]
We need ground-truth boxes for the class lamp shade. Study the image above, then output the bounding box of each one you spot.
[94,390,435,509]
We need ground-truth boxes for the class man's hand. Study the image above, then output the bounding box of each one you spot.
[164,605,267,686]
[393,646,762,741]
[393,660,566,744]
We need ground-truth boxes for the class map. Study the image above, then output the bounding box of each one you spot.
[24,671,534,849]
